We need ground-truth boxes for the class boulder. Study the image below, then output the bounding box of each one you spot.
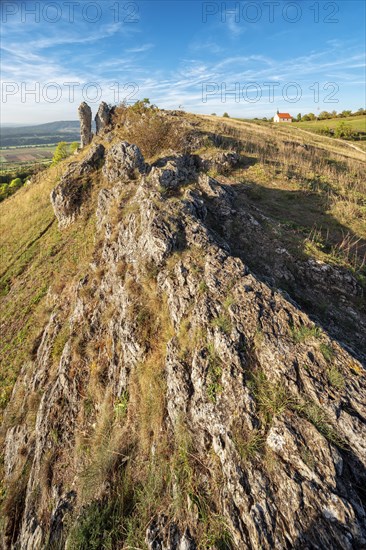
[50,143,105,228]
[150,154,197,190]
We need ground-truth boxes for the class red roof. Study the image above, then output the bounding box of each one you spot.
[277,113,292,119]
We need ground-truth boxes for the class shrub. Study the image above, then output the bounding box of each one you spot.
[334,122,354,139]
[51,142,70,165]
[66,496,127,550]
[9,178,22,188]
[70,142,79,154]
[113,100,187,159]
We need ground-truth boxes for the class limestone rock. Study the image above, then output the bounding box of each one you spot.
[3,123,366,550]
[78,102,92,148]
[200,150,241,174]
[150,154,197,189]
[95,101,111,135]
[103,141,147,182]
[146,516,196,549]
[50,143,105,228]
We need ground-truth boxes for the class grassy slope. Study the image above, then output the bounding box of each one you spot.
[199,114,366,265]
[0,153,96,417]
[0,113,365,419]
[292,115,366,132]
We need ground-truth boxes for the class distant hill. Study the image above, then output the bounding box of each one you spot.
[0,121,84,147]
[0,123,35,128]
[1,120,80,136]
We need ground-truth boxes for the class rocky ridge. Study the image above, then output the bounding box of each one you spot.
[1,115,366,549]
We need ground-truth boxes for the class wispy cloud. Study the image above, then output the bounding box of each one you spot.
[125,43,154,53]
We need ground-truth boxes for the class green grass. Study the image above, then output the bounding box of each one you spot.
[292,115,366,133]
[0,154,98,420]
[211,314,232,335]
[295,401,347,449]
[233,429,265,462]
[291,324,322,344]
[250,371,294,426]
[327,367,345,390]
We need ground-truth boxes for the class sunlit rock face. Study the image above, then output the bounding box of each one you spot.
[78,101,92,148]
[95,102,111,135]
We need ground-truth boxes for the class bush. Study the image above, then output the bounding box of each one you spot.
[9,178,22,188]
[113,100,188,158]
[334,122,355,139]
[52,141,69,165]
[317,126,333,136]
[70,142,79,154]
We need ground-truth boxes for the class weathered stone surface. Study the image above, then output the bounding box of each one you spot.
[199,150,241,174]
[95,101,111,135]
[146,516,196,550]
[150,154,197,189]
[3,126,366,550]
[103,141,147,182]
[78,102,92,148]
[50,143,105,228]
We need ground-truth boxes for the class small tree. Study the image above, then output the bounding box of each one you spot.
[318,111,331,120]
[70,142,79,154]
[52,142,69,165]
[223,112,230,118]
[296,113,302,122]
[9,178,22,188]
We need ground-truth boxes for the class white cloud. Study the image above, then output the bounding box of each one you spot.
[125,43,154,53]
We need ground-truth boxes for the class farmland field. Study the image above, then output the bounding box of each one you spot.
[0,144,58,172]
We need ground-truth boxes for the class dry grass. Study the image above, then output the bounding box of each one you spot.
[196,115,366,278]
[0,145,99,422]
[2,109,365,547]
[112,102,189,160]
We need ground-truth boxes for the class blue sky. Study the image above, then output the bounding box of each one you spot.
[1,0,365,123]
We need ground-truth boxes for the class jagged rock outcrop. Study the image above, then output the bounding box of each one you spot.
[95,101,111,135]
[50,143,105,228]
[199,150,241,175]
[103,141,147,182]
[150,154,198,189]
[78,102,92,148]
[2,134,366,550]
[146,516,196,549]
